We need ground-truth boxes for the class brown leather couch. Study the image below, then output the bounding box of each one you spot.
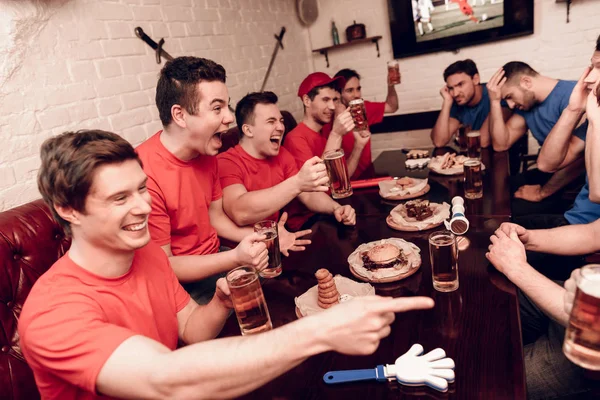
[0,199,70,400]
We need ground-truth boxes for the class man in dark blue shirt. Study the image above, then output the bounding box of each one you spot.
[431,59,510,148]
[487,62,588,223]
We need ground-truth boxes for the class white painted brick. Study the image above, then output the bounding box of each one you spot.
[91,3,134,21]
[130,6,163,21]
[77,118,112,132]
[109,108,153,131]
[69,61,98,82]
[98,98,123,117]
[139,72,159,90]
[120,56,144,75]
[106,21,134,39]
[151,22,170,38]
[78,22,109,41]
[102,38,146,57]
[12,156,39,184]
[95,59,123,79]
[95,76,140,97]
[123,0,142,4]
[180,37,211,52]
[73,41,105,61]
[4,112,39,137]
[142,0,160,4]
[122,126,148,146]
[0,183,41,211]
[121,92,151,109]
[68,100,98,123]
[193,8,219,21]
[219,9,240,22]
[164,6,194,22]
[37,108,71,130]
[206,0,219,7]
[44,83,96,107]
[0,166,16,191]
[186,22,214,36]
[169,0,193,6]
[1,93,25,116]
[169,22,187,38]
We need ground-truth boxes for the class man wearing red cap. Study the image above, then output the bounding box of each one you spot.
[283,72,365,229]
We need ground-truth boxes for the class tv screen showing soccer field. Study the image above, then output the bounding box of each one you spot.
[412,0,504,43]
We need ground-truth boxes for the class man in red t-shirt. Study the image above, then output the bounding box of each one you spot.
[136,57,310,302]
[325,68,400,179]
[218,91,356,233]
[19,129,434,399]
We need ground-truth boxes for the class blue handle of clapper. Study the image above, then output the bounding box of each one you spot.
[323,366,387,384]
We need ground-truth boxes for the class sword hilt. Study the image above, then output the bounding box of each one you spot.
[274,26,286,50]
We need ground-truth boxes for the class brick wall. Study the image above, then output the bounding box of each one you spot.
[308,0,600,114]
[0,0,312,211]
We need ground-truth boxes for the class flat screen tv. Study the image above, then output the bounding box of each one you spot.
[388,0,534,58]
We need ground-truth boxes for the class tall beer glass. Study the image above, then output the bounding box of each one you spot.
[464,159,483,199]
[323,149,353,199]
[429,230,459,292]
[349,99,369,133]
[226,266,273,335]
[563,264,600,370]
[254,220,282,278]
[387,60,401,85]
[466,131,481,159]
[456,124,470,151]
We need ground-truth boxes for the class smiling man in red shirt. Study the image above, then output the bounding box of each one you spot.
[218,91,356,234]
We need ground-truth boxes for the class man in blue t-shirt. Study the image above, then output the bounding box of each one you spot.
[487,61,588,224]
[431,59,510,148]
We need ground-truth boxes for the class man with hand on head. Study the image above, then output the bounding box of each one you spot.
[487,221,597,399]
[431,59,506,148]
[137,57,309,303]
[218,91,355,237]
[486,61,589,220]
[283,72,359,229]
[18,129,436,400]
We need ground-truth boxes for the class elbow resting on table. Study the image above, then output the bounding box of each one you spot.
[536,158,558,173]
[431,134,449,149]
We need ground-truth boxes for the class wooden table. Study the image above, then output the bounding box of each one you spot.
[218,148,525,399]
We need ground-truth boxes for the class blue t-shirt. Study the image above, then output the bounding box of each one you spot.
[564,179,600,224]
[515,80,588,145]
[449,85,492,130]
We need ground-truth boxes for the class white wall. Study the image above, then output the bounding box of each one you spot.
[0,0,312,211]
[308,0,600,114]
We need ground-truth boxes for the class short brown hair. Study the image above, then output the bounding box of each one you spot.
[502,61,539,85]
[37,130,141,235]
[156,56,227,126]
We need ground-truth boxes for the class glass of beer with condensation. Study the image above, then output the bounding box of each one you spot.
[429,230,459,292]
[563,264,600,370]
[254,220,282,278]
[226,266,273,335]
[466,131,481,159]
[387,60,401,85]
[464,159,483,199]
[349,99,369,134]
[323,149,353,199]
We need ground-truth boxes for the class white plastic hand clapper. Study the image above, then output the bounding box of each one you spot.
[385,344,455,392]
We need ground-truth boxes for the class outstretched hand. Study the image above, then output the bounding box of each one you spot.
[277,212,312,256]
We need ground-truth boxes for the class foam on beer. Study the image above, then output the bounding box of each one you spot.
[579,273,600,297]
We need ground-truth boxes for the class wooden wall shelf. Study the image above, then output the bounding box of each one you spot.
[312,36,382,68]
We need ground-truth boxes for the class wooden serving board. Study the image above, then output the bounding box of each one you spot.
[385,214,444,232]
[348,261,421,283]
[379,184,430,201]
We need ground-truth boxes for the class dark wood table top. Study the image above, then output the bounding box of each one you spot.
[218,149,525,399]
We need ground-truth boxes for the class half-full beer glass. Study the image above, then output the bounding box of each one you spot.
[323,149,353,199]
[254,220,282,278]
[563,264,600,370]
[464,159,483,199]
[456,124,470,151]
[429,230,459,292]
[466,131,481,159]
[226,266,273,335]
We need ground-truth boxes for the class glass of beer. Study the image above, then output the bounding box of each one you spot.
[254,220,282,278]
[456,124,471,152]
[226,266,273,335]
[563,264,600,370]
[464,159,483,199]
[429,230,459,292]
[466,131,481,159]
[349,99,369,134]
[387,60,401,85]
[323,149,353,199]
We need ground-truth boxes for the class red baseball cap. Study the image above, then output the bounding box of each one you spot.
[297,72,345,98]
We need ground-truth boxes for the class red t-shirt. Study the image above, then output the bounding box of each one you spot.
[322,100,386,179]
[136,131,222,256]
[217,144,299,222]
[18,242,190,400]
